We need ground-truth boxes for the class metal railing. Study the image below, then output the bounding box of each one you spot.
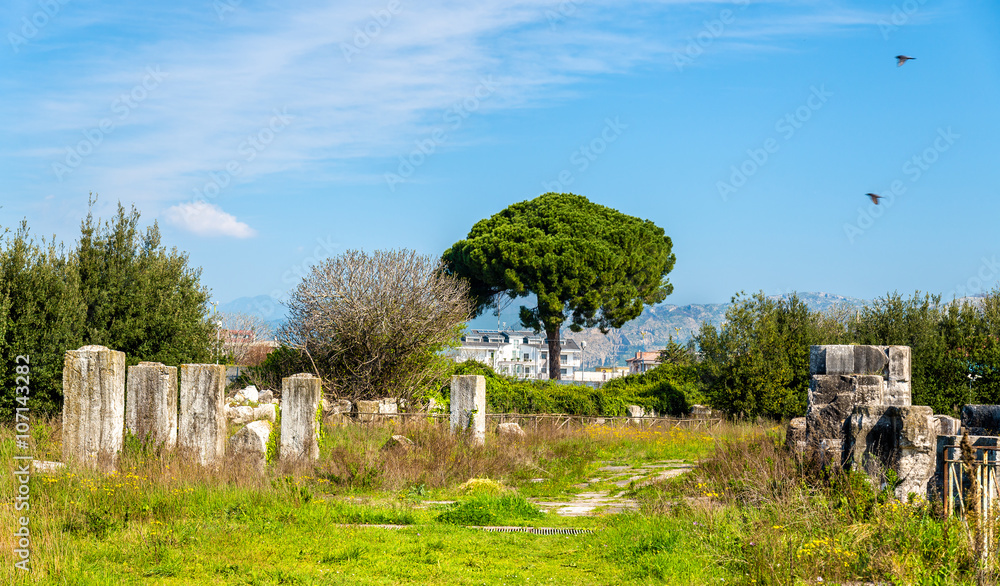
[943,444,1000,558]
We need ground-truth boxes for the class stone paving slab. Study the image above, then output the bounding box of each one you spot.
[533,459,693,517]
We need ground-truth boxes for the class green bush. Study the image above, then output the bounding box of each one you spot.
[444,360,703,416]
[436,492,544,526]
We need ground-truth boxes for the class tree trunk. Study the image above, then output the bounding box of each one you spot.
[547,325,561,380]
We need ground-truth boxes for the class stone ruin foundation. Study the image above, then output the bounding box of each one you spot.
[791,344,1000,503]
[792,345,936,500]
[58,343,493,473]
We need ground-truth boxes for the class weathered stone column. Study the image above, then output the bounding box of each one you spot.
[62,345,126,469]
[178,364,226,466]
[126,362,177,449]
[280,373,321,461]
[450,375,486,445]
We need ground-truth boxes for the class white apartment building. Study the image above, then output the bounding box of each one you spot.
[456,329,583,379]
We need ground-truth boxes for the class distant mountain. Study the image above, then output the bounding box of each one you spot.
[468,292,869,368]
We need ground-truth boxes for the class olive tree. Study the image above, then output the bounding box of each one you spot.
[281,249,471,403]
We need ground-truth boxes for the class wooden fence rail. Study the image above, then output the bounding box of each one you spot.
[338,411,722,431]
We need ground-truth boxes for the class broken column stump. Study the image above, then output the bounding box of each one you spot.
[280,373,321,461]
[450,375,486,446]
[62,345,126,470]
[125,361,178,449]
[178,364,226,466]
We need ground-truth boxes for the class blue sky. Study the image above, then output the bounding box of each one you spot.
[2,0,998,319]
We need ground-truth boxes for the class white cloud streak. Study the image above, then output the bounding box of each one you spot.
[164,201,256,238]
[2,0,886,209]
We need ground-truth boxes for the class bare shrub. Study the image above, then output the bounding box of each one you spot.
[281,249,471,404]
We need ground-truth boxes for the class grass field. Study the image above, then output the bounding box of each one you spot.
[1,416,993,585]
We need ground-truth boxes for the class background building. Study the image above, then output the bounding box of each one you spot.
[456,329,584,379]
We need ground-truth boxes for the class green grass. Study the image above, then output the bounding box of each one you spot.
[1,417,992,584]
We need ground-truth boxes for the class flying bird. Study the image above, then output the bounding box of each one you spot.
[866,193,883,205]
[895,55,915,67]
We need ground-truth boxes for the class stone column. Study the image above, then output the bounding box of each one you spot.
[280,373,321,461]
[450,375,486,445]
[62,345,126,469]
[178,364,226,466]
[126,362,178,449]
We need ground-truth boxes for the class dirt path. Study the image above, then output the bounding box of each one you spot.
[531,460,693,517]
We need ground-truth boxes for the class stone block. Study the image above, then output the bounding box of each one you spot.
[450,375,486,445]
[855,375,886,406]
[809,345,855,375]
[626,405,645,419]
[690,405,713,418]
[32,460,66,474]
[227,405,254,425]
[324,399,353,426]
[786,417,806,452]
[496,422,527,439]
[888,346,911,382]
[242,385,259,403]
[845,405,936,500]
[381,434,415,451]
[178,364,227,466]
[378,399,398,415]
[62,345,126,470]
[280,373,321,461]
[808,375,858,407]
[854,345,889,376]
[806,396,854,444]
[254,403,276,423]
[356,400,379,423]
[896,406,936,500]
[258,389,274,404]
[125,361,177,450]
[884,380,912,407]
[228,420,271,473]
[934,415,960,436]
[961,404,1000,435]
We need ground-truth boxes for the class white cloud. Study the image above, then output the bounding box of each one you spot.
[164,201,256,238]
